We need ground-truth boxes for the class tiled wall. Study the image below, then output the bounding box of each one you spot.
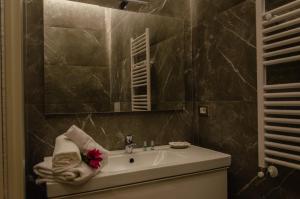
[191,0,300,198]
[24,0,193,198]
[44,0,111,113]
[110,10,186,111]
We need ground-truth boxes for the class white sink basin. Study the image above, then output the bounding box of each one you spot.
[102,150,186,173]
[47,145,231,198]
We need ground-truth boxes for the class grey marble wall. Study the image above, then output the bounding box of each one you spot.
[24,0,193,198]
[44,0,111,114]
[110,9,186,111]
[191,0,300,198]
[24,0,300,198]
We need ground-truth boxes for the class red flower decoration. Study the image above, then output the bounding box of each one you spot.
[86,149,103,169]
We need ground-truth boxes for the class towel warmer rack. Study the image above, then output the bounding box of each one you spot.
[130,28,151,111]
[256,0,300,171]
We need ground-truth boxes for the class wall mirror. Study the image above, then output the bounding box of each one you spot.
[43,0,186,114]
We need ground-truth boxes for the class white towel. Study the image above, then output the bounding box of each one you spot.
[56,161,100,185]
[34,157,100,185]
[52,135,82,173]
[34,157,78,184]
[64,125,108,169]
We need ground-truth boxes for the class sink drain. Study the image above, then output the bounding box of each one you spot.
[129,158,135,163]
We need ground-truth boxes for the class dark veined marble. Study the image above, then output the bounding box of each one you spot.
[191,0,300,198]
[44,0,187,114]
[24,0,300,199]
[24,0,193,198]
[110,9,185,111]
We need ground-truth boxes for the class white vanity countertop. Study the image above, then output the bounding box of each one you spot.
[47,145,231,198]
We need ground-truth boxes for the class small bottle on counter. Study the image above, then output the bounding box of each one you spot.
[150,140,155,150]
[143,141,147,151]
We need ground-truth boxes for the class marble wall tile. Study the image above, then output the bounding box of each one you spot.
[44,27,109,66]
[191,0,300,198]
[44,0,107,30]
[192,0,256,102]
[151,34,185,104]
[44,0,111,113]
[45,65,111,113]
[110,9,186,110]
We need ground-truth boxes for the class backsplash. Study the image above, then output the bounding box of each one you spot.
[191,0,300,198]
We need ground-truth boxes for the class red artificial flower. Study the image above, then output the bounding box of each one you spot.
[86,149,103,169]
[89,159,101,169]
[87,149,102,160]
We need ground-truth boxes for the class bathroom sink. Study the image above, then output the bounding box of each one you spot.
[102,150,186,173]
[47,145,231,198]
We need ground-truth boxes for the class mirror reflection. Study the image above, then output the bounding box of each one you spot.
[44,0,186,114]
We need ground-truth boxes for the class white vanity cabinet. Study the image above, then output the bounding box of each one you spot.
[47,146,230,199]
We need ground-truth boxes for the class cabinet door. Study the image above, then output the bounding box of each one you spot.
[53,170,227,199]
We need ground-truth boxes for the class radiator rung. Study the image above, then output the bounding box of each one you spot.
[264,92,300,98]
[133,105,147,109]
[132,102,148,105]
[263,46,300,58]
[265,133,300,143]
[264,109,300,115]
[132,83,147,88]
[263,36,300,50]
[133,99,147,102]
[133,79,147,85]
[132,75,147,81]
[264,0,300,16]
[265,149,300,161]
[263,17,300,34]
[132,68,146,75]
[132,43,147,54]
[264,55,300,66]
[132,40,146,50]
[264,83,300,90]
[132,48,146,56]
[264,101,300,106]
[265,125,300,134]
[265,117,300,125]
[133,60,146,67]
[132,64,146,71]
[263,28,300,42]
[265,141,300,152]
[263,8,300,26]
[132,33,146,43]
[265,157,300,170]
[133,95,147,98]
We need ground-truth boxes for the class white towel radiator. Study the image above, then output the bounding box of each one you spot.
[130,28,151,111]
[256,0,300,170]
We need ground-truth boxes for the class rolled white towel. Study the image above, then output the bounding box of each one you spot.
[52,135,82,173]
[33,157,53,180]
[56,161,100,185]
[64,125,108,169]
[34,157,77,185]
[35,157,100,186]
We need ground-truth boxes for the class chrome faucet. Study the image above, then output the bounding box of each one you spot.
[125,135,136,154]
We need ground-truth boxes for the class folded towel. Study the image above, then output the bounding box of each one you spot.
[34,157,78,185]
[64,125,108,169]
[57,161,100,185]
[34,157,100,185]
[52,135,82,173]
